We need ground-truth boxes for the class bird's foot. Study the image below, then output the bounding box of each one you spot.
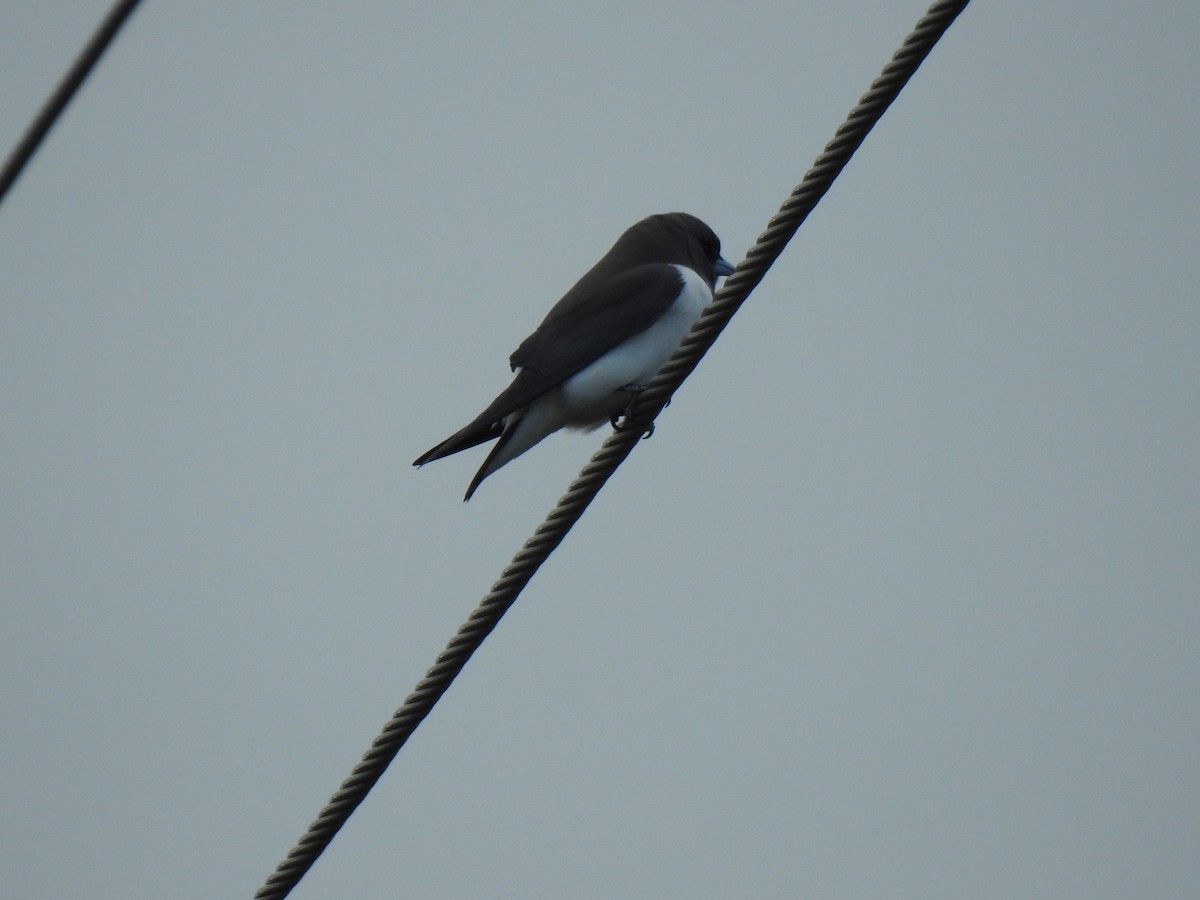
[610,384,655,439]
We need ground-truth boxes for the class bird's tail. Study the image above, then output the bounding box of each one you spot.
[413,422,502,468]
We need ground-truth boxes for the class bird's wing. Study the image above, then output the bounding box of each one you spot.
[509,263,685,382]
[413,264,685,467]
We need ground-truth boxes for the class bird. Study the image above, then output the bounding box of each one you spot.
[413,212,735,501]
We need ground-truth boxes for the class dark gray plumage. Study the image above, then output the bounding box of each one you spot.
[414,212,734,500]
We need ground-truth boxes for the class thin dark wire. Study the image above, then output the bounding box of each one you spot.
[0,0,143,207]
[254,1,970,896]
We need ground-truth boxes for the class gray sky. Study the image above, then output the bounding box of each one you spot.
[3,2,1198,898]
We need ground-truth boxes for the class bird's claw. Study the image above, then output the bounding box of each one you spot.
[610,384,655,439]
[610,415,655,439]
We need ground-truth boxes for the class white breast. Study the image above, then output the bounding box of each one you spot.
[558,264,711,427]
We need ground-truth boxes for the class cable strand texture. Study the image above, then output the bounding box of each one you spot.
[255,1,970,896]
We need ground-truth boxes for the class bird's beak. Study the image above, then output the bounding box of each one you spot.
[715,256,735,277]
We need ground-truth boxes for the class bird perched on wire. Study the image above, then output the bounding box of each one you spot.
[414,212,735,501]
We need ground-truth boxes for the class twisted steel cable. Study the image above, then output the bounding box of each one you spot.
[255,1,971,896]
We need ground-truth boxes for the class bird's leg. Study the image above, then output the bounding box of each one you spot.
[610,384,644,430]
[610,384,655,439]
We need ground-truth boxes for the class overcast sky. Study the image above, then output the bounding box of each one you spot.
[3,2,1198,898]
